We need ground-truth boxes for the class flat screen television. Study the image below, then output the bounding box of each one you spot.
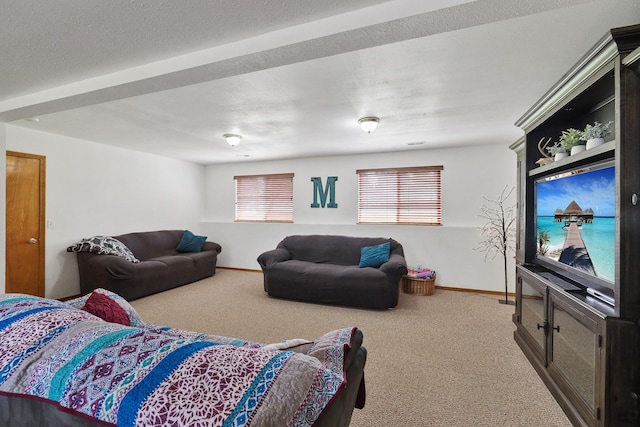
[534,160,616,302]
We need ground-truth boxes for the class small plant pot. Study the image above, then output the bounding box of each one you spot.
[554,152,569,161]
[586,138,605,149]
[570,145,586,155]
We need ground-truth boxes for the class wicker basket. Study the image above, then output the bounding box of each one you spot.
[401,274,436,296]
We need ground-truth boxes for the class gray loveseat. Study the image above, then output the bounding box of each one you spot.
[257,235,407,309]
[72,230,221,300]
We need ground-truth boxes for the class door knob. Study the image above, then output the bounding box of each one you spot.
[28,238,38,244]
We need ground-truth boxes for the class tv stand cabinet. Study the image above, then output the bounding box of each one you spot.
[511,25,640,427]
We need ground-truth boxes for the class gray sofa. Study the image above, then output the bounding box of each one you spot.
[72,230,221,300]
[257,235,407,309]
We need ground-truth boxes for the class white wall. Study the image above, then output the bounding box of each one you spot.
[4,125,206,299]
[203,143,518,293]
[1,126,518,297]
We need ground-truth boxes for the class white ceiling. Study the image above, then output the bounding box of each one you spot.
[2,0,639,165]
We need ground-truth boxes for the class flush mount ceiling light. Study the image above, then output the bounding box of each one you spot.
[358,117,379,133]
[224,133,242,147]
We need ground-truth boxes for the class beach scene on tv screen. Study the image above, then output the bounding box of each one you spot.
[536,165,615,282]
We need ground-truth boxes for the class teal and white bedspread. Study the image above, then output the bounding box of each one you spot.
[0,291,358,426]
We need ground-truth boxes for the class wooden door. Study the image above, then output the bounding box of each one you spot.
[6,151,45,296]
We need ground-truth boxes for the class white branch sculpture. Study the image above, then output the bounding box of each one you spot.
[475,185,516,304]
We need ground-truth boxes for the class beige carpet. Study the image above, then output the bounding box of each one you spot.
[130,269,572,427]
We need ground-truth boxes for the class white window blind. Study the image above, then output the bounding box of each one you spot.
[234,173,294,222]
[357,166,443,225]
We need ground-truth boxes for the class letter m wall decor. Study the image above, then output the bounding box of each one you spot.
[310,176,338,208]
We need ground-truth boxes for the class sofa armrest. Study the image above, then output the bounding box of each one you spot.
[202,241,222,254]
[257,248,291,269]
[379,253,408,279]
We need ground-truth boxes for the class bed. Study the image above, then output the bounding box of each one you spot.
[0,289,366,427]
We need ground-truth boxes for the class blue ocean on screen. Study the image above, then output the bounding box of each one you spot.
[535,165,616,283]
[536,216,615,282]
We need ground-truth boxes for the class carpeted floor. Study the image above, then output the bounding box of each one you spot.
[130,269,572,427]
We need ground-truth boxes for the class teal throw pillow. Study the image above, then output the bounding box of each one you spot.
[358,241,391,268]
[176,230,207,253]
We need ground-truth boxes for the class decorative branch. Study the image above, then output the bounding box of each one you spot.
[474,185,516,303]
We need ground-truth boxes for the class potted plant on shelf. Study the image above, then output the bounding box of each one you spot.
[582,120,613,149]
[546,142,568,161]
[559,128,585,155]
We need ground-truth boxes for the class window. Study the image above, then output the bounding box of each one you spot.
[357,166,443,225]
[234,173,294,222]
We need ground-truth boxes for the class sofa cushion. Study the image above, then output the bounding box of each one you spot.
[266,261,390,308]
[176,230,207,253]
[276,260,385,279]
[115,230,184,260]
[281,235,393,266]
[358,242,391,268]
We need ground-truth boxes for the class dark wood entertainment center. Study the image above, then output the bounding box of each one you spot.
[511,25,640,427]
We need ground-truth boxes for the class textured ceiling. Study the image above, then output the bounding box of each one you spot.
[1,0,398,101]
[2,0,639,164]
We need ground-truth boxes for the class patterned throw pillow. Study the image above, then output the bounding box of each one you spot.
[67,236,140,263]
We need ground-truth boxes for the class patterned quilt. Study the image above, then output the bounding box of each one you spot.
[0,292,358,427]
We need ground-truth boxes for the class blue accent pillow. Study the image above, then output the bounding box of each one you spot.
[358,241,391,268]
[176,230,207,253]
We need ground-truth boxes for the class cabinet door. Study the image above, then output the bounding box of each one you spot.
[548,291,604,426]
[517,274,547,364]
